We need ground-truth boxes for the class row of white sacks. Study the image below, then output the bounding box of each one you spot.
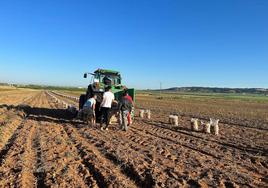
[45,91,70,109]
[139,109,220,136]
[169,115,220,135]
[50,91,79,102]
[139,109,151,119]
[191,118,220,135]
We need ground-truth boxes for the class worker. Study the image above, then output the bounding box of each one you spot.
[82,94,97,125]
[100,86,117,130]
[103,76,112,86]
[119,92,133,131]
[123,89,134,125]
[93,78,100,91]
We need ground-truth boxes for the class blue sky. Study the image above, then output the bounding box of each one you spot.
[0,0,267,89]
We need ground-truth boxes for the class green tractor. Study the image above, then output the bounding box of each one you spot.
[79,69,135,122]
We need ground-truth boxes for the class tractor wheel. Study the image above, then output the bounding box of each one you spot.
[79,94,86,110]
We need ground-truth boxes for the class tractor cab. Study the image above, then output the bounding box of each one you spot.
[94,69,122,86]
[84,69,122,92]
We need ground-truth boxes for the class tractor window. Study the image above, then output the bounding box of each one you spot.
[98,75,107,84]
[98,74,121,85]
[111,76,121,85]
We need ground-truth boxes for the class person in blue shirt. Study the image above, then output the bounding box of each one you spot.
[82,95,97,125]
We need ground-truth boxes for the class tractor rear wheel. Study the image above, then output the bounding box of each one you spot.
[79,94,86,110]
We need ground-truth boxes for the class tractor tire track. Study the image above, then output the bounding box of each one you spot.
[0,120,36,187]
[32,123,46,188]
[0,120,26,166]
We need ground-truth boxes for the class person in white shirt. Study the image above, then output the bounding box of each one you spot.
[82,95,97,125]
[100,86,116,130]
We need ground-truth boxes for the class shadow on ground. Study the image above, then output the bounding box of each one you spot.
[0,104,78,123]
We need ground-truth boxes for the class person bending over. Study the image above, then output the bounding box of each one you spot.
[82,95,97,125]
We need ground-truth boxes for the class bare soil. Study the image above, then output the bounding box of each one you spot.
[0,90,267,187]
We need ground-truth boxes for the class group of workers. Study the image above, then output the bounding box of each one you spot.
[81,86,134,131]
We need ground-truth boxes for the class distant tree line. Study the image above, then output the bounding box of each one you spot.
[14,84,86,92]
[0,83,10,86]
[159,87,268,95]
[1,82,267,95]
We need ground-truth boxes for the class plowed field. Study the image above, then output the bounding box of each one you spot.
[0,90,267,188]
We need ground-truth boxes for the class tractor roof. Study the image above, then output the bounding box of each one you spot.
[94,69,120,75]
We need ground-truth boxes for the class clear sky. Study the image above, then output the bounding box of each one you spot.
[0,0,267,89]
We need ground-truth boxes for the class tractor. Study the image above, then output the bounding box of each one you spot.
[79,69,135,122]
